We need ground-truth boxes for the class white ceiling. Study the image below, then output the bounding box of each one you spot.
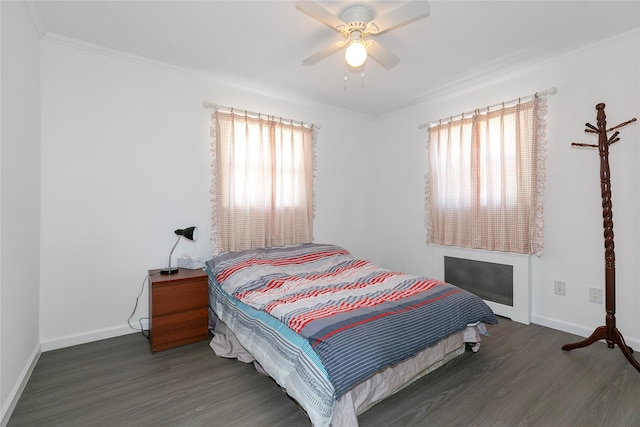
[31,1,640,116]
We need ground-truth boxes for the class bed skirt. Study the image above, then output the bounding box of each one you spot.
[210,318,484,426]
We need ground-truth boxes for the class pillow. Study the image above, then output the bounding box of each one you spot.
[206,243,342,270]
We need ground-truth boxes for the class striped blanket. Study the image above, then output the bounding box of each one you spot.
[210,243,497,399]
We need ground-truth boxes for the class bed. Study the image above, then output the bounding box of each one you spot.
[206,243,498,426]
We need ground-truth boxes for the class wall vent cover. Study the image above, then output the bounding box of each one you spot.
[444,256,513,306]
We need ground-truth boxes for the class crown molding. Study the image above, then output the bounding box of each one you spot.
[41,32,330,115]
[23,0,47,38]
[397,28,640,115]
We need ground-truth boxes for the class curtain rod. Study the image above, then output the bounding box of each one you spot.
[202,101,319,129]
[418,87,557,130]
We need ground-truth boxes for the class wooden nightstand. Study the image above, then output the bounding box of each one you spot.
[148,268,209,352]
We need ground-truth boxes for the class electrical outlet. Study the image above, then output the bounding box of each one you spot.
[554,280,566,296]
[589,287,603,304]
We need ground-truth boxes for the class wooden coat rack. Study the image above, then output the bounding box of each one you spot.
[562,103,639,372]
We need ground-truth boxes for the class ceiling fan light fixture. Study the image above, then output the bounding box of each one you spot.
[345,39,367,68]
[297,0,430,70]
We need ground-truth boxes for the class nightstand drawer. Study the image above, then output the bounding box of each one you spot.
[150,308,208,352]
[151,279,208,316]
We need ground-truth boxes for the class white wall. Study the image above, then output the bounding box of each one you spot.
[4,4,638,422]
[39,38,379,349]
[0,1,41,424]
[375,30,640,346]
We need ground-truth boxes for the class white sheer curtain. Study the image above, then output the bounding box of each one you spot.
[425,97,547,255]
[210,110,316,255]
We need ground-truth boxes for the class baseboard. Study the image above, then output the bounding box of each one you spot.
[40,324,139,352]
[2,325,142,425]
[0,343,41,427]
[532,314,640,349]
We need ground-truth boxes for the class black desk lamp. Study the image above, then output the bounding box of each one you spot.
[161,226,198,274]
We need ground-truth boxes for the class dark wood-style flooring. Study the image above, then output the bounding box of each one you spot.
[8,318,640,426]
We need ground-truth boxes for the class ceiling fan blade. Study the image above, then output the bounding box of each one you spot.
[367,41,400,70]
[370,1,430,34]
[296,1,345,30]
[302,41,345,66]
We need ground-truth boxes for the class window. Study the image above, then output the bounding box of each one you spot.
[425,98,546,255]
[211,110,315,254]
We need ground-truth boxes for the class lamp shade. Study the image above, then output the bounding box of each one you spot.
[175,226,198,241]
[161,226,198,274]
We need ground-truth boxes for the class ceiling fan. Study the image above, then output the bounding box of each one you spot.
[296,1,430,70]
